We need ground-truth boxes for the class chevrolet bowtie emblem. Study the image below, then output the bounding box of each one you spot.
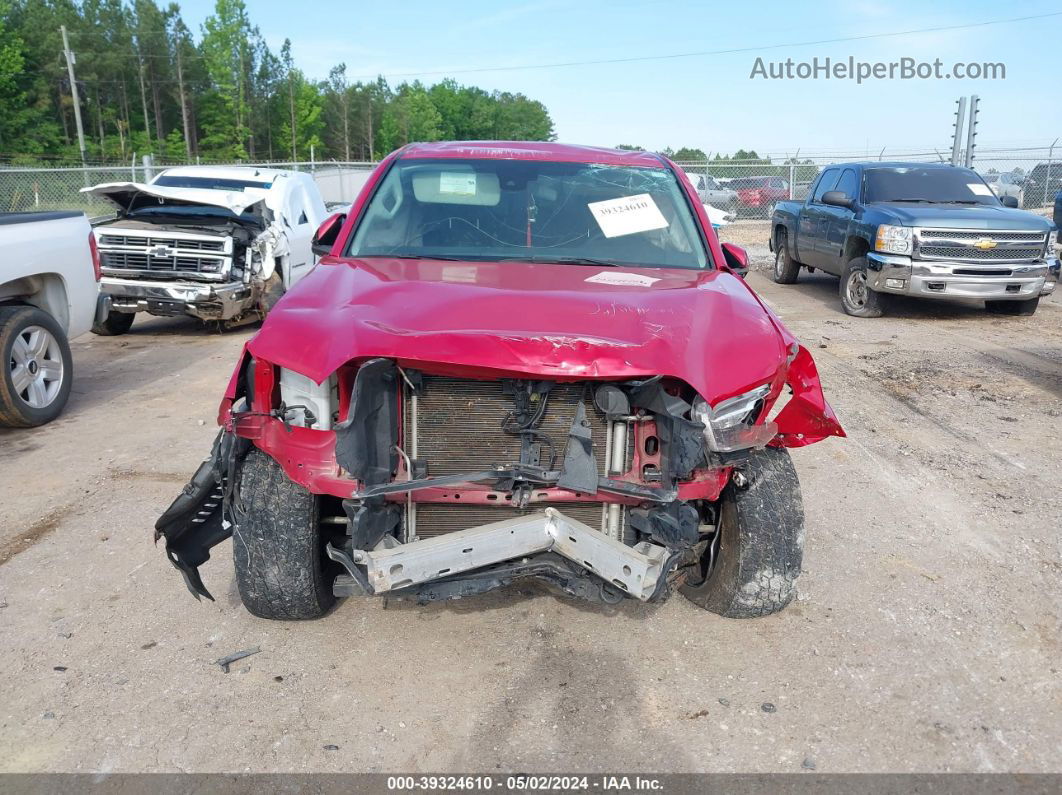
[972,238,997,250]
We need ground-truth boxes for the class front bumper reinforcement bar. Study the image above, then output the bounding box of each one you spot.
[327,508,671,602]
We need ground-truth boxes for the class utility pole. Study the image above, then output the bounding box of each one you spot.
[60,25,87,168]
[964,95,979,168]
[288,69,297,161]
[175,42,192,160]
[136,43,152,151]
[950,96,967,166]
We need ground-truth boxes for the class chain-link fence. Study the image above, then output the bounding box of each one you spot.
[0,159,378,218]
[1,146,1059,223]
[674,145,1061,222]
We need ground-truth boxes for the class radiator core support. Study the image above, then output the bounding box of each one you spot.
[336,508,670,601]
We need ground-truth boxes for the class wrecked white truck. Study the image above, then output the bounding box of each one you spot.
[84,167,327,334]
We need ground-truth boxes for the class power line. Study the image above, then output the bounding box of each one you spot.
[345,11,1062,80]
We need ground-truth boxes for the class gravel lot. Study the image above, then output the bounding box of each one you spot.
[0,260,1059,773]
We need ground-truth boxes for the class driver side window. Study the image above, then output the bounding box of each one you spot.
[812,169,840,203]
[832,168,859,202]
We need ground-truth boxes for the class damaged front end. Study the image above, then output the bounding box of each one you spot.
[156,344,842,606]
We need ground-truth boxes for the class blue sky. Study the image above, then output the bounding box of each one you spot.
[177,0,1060,156]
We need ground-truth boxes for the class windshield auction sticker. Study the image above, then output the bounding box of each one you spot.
[588,193,669,238]
[585,271,661,287]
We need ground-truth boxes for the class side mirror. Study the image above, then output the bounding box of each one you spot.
[821,190,854,209]
[312,212,346,257]
[1053,191,1062,228]
[1000,195,1019,208]
[720,242,749,278]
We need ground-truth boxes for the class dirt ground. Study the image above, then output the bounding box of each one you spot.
[0,255,1060,773]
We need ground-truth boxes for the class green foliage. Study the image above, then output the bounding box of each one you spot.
[670,147,707,161]
[0,0,557,163]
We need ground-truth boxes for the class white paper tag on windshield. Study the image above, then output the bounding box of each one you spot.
[968,183,993,196]
[585,271,660,287]
[587,193,669,238]
[439,172,477,196]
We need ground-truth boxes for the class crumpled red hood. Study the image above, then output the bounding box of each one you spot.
[248,257,790,404]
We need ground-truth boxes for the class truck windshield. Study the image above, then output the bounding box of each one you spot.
[348,158,709,269]
[864,167,999,206]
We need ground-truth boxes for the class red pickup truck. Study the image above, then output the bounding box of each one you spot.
[156,142,843,621]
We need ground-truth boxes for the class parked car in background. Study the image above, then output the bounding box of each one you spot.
[981,172,1024,207]
[770,162,1057,317]
[155,141,844,622]
[731,176,789,217]
[0,211,100,427]
[682,171,738,211]
[1022,163,1062,209]
[84,166,327,335]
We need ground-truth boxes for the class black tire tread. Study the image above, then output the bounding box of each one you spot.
[232,447,334,619]
[91,310,135,336]
[773,229,801,284]
[680,447,804,618]
[0,305,73,428]
[839,256,886,318]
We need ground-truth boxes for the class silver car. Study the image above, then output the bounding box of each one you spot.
[683,171,738,211]
[981,172,1024,206]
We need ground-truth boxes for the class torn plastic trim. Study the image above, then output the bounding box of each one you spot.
[153,430,249,601]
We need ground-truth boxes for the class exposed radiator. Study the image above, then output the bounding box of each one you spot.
[405,377,612,475]
[404,376,628,539]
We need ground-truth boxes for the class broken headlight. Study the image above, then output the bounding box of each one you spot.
[692,385,777,453]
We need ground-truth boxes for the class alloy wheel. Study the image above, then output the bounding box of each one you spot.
[846,270,869,309]
[9,325,65,409]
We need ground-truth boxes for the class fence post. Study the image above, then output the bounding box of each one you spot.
[1044,138,1057,210]
[789,163,795,199]
[142,154,155,182]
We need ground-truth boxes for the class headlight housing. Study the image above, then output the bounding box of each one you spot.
[692,385,777,453]
[875,224,913,255]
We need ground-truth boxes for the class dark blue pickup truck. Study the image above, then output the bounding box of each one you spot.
[769,162,1058,317]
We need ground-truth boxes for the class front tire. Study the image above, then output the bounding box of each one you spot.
[0,305,73,428]
[840,257,887,317]
[232,448,336,620]
[91,310,135,336]
[986,296,1039,316]
[680,447,804,618]
[772,229,801,284]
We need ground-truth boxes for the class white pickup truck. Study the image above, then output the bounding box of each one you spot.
[84,166,328,334]
[1,211,101,427]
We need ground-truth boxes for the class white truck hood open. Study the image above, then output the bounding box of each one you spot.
[82,182,268,216]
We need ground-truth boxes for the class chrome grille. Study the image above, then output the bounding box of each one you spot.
[101,251,224,274]
[917,229,1047,263]
[98,234,225,252]
[919,245,1042,261]
[919,230,1044,243]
